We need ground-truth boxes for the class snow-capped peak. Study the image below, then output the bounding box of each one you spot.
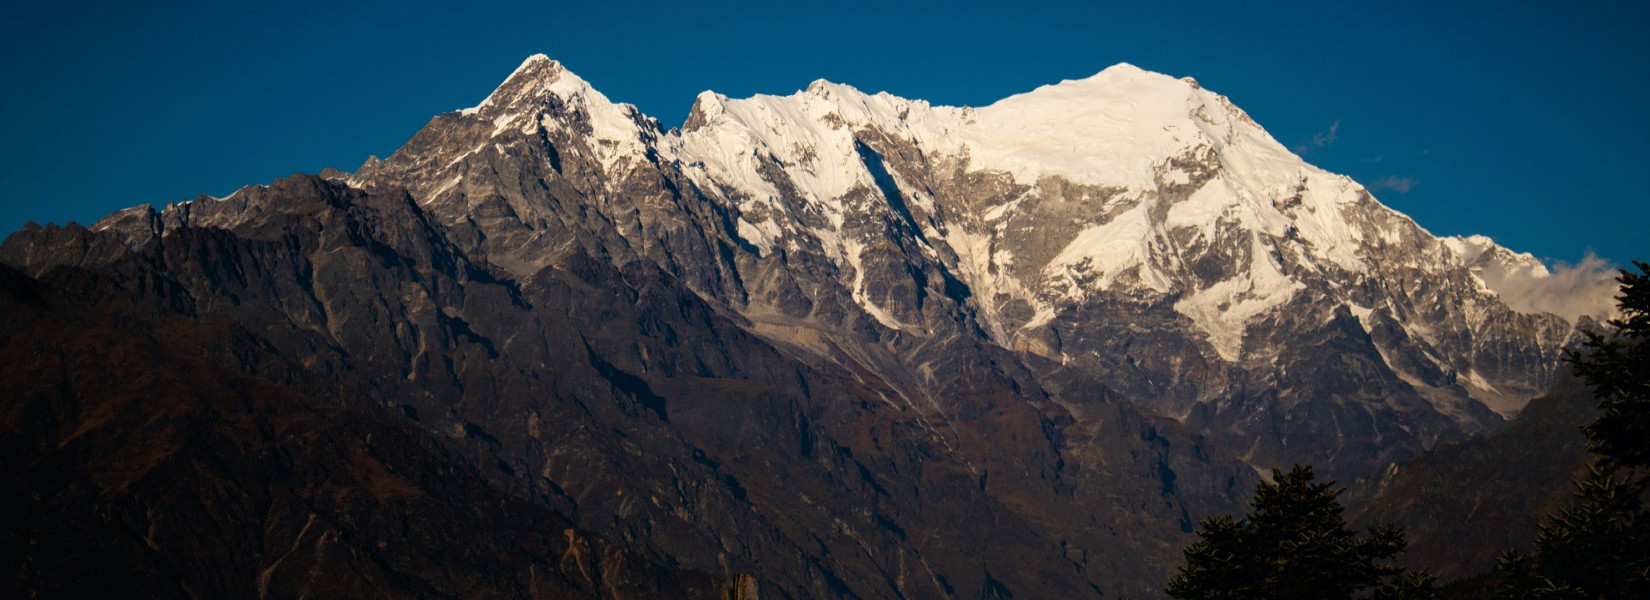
[514,53,558,76]
[961,64,1206,185]
[456,56,653,173]
[667,77,931,215]
[316,54,1607,495]
[1443,235,1547,274]
[462,54,564,115]
[1098,61,1147,76]
[389,57,1602,368]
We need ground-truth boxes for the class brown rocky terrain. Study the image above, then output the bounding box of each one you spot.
[0,262,721,598]
[2,176,1254,597]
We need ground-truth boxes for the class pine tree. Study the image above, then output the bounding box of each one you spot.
[1498,261,1650,598]
[1497,468,1649,598]
[1570,261,1650,472]
[1166,464,1434,599]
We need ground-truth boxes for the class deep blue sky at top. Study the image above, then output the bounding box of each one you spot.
[2,0,1646,265]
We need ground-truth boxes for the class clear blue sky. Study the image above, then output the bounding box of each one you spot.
[3,0,1646,265]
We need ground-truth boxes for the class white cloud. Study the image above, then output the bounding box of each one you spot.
[1312,120,1340,147]
[1476,253,1620,323]
[1294,120,1340,154]
[1369,176,1415,193]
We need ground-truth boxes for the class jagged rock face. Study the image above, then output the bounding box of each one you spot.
[353,55,1581,478]
[2,176,1256,598]
[0,261,720,599]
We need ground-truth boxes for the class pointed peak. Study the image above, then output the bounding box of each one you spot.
[501,53,566,85]
[463,54,580,116]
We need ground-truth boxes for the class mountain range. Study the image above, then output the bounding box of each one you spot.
[0,55,1614,598]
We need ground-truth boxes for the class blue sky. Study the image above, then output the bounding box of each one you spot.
[2,0,1646,266]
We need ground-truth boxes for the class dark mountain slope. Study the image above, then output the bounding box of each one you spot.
[0,263,720,599]
[2,175,1255,597]
[1346,366,1597,581]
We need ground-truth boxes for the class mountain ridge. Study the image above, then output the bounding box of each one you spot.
[339,56,1595,473]
[59,58,1603,468]
[2,55,1618,597]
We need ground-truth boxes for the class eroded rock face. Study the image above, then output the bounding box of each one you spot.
[3,175,1253,598]
[0,56,1606,597]
[0,260,720,600]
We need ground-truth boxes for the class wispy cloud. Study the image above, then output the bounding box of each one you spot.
[1294,120,1340,154]
[1474,253,1620,322]
[1312,120,1340,147]
[1360,155,1384,164]
[1368,176,1415,193]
